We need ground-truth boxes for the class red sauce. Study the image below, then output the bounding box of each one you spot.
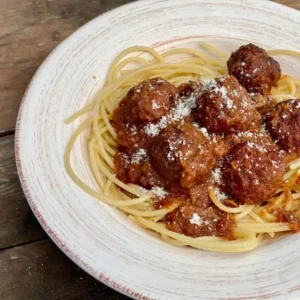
[275,210,300,232]
[112,71,299,239]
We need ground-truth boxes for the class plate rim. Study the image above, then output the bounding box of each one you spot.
[14,0,300,299]
[15,1,159,299]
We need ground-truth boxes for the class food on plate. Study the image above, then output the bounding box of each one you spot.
[65,42,300,252]
[223,142,285,204]
[266,98,300,153]
[196,75,262,133]
[227,43,281,95]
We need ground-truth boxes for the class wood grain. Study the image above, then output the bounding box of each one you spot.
[0,135,46,250]
[274,0,300,10]
[0,239,129,300]
[0,0,135,134]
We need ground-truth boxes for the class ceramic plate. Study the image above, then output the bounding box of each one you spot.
[16,0,300,299]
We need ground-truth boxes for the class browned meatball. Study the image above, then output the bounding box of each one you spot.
[112,122,150,151]
[150,122,217,188]
[126,77,177,122]
[178,81,203,98]
[223,142,285,204]
[188,181,213,210]
[225,127,277,153]
[196,75,262,133]
[150,126,182,181]
[128,160,166,188]
[112,98,151,150]
[227,44,281,95]
[266,99,300,153]
[114,149,165,188]
[166,204,236,238]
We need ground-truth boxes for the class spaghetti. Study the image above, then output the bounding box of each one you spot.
[65,43,300,252]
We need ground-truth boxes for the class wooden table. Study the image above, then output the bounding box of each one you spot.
[0,0,299,299]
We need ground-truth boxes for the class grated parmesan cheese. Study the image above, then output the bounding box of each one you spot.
[200,127,210,138]
[237,131,254,139]
[152,101,160,109]
[145,123,160,137]
[218,86,234,109]
[144,92,197,137]
[202,77,236,110]
[171,95,196,121]
[193,123,210,138]
[131,148,147,164]
[167,152,175,161]
[214,187,228,201]
[190,213,203,225]
[151,186,168,199]
[144,116,168,137]
[212,168,222,184]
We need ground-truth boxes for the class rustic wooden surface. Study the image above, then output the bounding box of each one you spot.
[0,0,298,299]
[0,240,128,300]
[0,0,135,135]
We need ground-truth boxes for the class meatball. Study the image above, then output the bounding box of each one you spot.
[128,160,166,188]
[223,142,285,205]
[188,181,213,210]
[112,98,150,150]
[196,75,262,133]
[225,127,277,153]
[166,204,235,238]
[126,77,177,122]
[114,149,166,188]
[112,122,150,150]
[150,122,217,188]
[178,81,203,98]
[266,99,300,153]
[227,43,281,95]
[150,126,182,181]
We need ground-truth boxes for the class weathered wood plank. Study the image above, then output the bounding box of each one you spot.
[273,0,300,10]
[0,135,47,249]
[0,0,135,134]
[0,239,129,300]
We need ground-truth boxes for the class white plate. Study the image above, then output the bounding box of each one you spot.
[16,0,300,299]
